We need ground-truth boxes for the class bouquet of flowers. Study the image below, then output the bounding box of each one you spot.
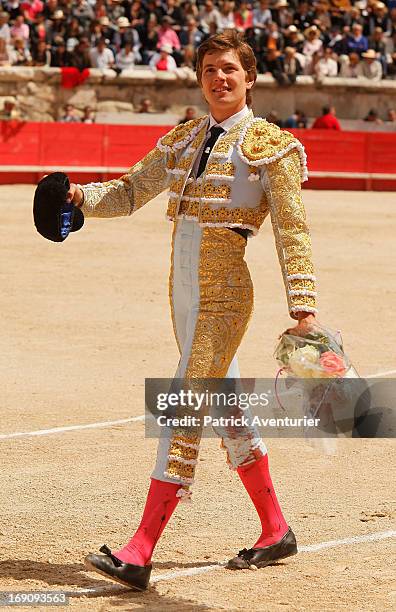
[274,324,350,380]
[274,323,359,447]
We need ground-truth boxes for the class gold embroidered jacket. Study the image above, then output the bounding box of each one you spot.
[80,109,317,317]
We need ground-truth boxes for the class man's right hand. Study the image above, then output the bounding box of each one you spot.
[67,183,84,207]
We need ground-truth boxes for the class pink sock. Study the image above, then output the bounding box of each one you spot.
[237,454,288,548]
[114,478,180,566]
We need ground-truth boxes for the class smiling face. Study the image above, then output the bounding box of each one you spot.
[199,49,254,122]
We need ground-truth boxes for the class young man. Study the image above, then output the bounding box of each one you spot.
[69,31,317,590]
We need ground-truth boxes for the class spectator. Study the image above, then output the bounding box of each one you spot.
[181,44,195,68]
[199,0,221,35]
[262,21,284,52]
[9,37,31,65]
[157,16,181,52]
[82,105,96,123]
[97,16,117,47]
[312,105,341,130]
[284,109,308,128]
[253,0,272,30]
[65,17,83,54]
[60,103,80,122]
[303,25,323,59]
[30,13,48,48]
[283,46,303,83]
[369,26,387,75]
[386,108,396,122]
[165,0,184,31]
[357,48,382,80]
[116,41,136,72]
[339,51,361,77]
[21,0,44,23]
[179,1,199,26]
[307,49,322,77]
[138,97,154,112]
[114,17,142,63]
[347,23,368,55]
[4,1,21,22]
[284,25,305,69]
[70,37,91,70]
[234,1,253,32]
[217,1,235,32]
[89,37,115,71]
[316,47,338,78]
[149,44,178,70]
[364,108,383,123]
[0,12,11,44]
[366,1,391,37]
[179,17,204,49]
[140,15,159,65]
[263,48,292,85]
[10,14,30,45]
[42,0,59,21]
[71,0,95,24]
[0,97,21,120]
[313,0,331,32]
[50,40,72,67]
[273,0,292,30]
[49,10,67,45]
[343,6,364,30]
[332,26,351,56]
[31,40,51,66]
[179,105,196,123]
[294,1,315,31]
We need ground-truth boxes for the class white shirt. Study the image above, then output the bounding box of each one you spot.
[90,46,114,70]
[191,105,250,177]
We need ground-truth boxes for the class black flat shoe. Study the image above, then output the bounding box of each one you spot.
[227,528,298,570]
[84,544,152,591]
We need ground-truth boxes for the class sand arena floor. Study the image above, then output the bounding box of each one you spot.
[0,186,395,611]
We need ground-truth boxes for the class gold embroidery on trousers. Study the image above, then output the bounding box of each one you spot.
[165,228,254,484]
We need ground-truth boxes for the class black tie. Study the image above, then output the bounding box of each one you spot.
[196,125,224,178]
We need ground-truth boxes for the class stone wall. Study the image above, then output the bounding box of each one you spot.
[0,66,396,123]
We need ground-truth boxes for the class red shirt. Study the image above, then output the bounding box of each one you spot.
[312,114,341,130]
[21,0,44,20]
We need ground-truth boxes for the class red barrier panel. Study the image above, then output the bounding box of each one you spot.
[0,121,395,190]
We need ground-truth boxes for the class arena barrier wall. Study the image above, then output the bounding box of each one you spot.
[0,121,395,191]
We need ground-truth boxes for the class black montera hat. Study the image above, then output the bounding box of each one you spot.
[33,172,84,242]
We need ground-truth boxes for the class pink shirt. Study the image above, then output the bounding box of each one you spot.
[157,28,181,51]
[11,23,30,41]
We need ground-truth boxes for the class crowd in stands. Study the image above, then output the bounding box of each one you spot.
[0,0,395,80]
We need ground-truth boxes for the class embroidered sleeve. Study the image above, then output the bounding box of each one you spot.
[262,149,317,319]
[80,147,170,218]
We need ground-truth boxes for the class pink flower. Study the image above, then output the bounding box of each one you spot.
[319,351,347,377]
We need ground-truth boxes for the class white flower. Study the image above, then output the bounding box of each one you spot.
[288,345,321,378]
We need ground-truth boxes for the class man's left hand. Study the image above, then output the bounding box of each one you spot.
[283,313,317,337]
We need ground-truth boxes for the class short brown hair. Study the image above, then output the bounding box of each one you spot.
[196,31,257,107]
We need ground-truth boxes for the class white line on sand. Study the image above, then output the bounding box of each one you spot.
[365,369,396,378]
[0,366,394,441]
[66,529,396,597]
[0,415,145,440]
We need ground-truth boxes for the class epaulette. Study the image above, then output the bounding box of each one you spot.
[157,116,208,153]
[237,118,308,182]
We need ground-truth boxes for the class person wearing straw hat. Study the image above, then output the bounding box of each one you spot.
[358,48,383,80]
[63,30,317,590]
